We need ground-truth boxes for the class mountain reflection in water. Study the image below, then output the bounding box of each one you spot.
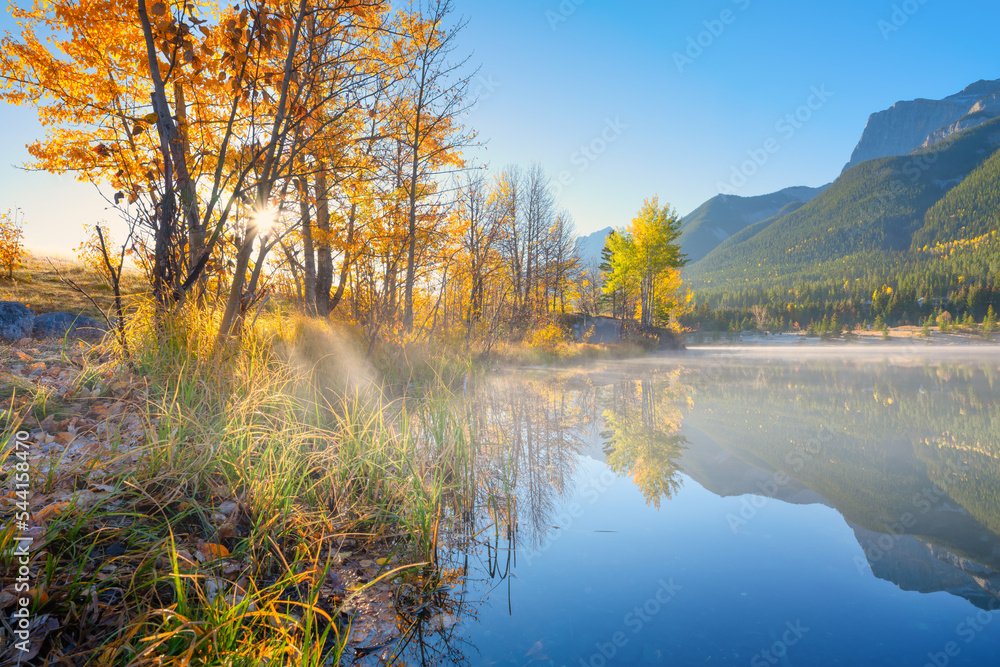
[370,352,1000,666]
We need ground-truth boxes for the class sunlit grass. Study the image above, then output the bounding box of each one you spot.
[1,298,484,665]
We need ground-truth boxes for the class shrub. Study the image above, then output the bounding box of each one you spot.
[74,222,116,285]
[0,208,26,279]
[528,323,567,352]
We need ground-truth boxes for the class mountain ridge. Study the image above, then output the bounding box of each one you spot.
[843,78,1000,171]
[678,185,828,264]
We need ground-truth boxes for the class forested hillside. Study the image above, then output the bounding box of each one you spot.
[682,117,1000,331]
[678,185,826,264]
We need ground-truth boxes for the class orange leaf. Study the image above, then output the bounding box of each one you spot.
[198,541,230,560]
[33,502,70,523]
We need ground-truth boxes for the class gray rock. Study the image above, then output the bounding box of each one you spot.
[0,302,35,342]
[844,78,1000,172]
[32,311,106,340]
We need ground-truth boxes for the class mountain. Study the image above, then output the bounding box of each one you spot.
[844,78,1000,171]
[676,362,1000,609]
[678,186,827,263]
[686,115,1000,289]
[575,226,613,266]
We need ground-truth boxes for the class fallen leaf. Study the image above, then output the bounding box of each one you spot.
[198,540,230,561]
[25,588,49,606]
[55,432,76,445]
[33,502,70,523]
[0,586,18,608]
[14,614,59,661]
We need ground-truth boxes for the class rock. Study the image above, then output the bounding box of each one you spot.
[844,78,1000,172]
[0,302,35,342]
[920,91,1000,149]
[32,312,106,340]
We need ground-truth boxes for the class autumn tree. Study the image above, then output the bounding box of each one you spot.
[2,0,396,340]
[604,197,687,329]
[578,258,605,317]
[393,0,477,331]
[0,209,26,279]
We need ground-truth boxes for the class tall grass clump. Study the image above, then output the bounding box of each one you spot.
[2,300,483,665]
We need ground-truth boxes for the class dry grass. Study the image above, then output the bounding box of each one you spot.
[0,253,146,318]
[0,303,482,665]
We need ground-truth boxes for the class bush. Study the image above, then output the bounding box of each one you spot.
[0,208,26,279]
[528,322,568,352]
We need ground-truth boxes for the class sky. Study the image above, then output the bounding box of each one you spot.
[2,0,1000,255]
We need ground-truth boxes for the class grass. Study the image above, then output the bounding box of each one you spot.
[0,255,656,664]
[0,253,146,318]
[1,301,484,665]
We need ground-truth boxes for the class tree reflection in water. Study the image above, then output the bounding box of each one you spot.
[376,367,692,665]
[601,370,691,508]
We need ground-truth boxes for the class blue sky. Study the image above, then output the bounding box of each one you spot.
[2,0,999,254]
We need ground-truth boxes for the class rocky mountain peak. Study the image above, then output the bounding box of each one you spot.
[844,78,1000,172]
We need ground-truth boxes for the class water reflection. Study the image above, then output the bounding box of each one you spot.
[600,371,689,508]
[383,354,1000,665]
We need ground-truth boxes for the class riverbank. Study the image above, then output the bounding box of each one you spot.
[0,308,487,664]
[690,326,999,347]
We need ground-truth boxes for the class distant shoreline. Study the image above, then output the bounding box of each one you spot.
[690,326,999,347]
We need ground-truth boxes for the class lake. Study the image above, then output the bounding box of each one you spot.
[380,346,1000,666]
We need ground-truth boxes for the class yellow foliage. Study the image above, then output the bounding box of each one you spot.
[527,323,566,352]
[74,223,116,285]
[0,209,26,279]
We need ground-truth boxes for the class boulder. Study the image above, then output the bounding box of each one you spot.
[32,312,106,340]
[0,302,35,342]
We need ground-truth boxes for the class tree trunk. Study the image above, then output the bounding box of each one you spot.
[329,202,356,312]
[314,166,333,316]
[297,176,317,315]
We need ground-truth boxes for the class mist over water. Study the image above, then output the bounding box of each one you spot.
[378,348,1000,666]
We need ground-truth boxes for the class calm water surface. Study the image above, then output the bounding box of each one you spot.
[385,347,1000,666]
